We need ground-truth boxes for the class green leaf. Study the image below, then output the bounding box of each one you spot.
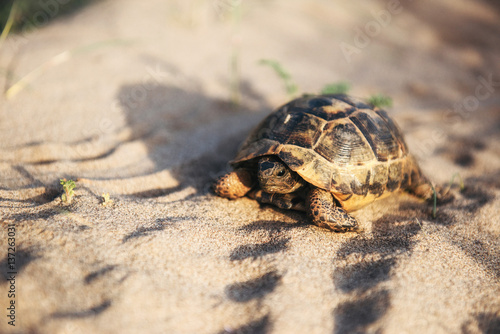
[367,94,393,108]
[320,82,351,95]
[259,59,299,97]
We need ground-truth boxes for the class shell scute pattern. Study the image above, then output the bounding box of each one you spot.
[232,94,421,211]
[349,110,404,161]
[375,109,409,153]
[302,97,357,121]
[277,150,305,170]
[387,161,403,191]
[330,94,372,109]
[315,120,375,166]
[282,112,326,148]
[371,164,389,196]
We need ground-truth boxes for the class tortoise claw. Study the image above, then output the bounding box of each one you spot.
[306,188,361,233]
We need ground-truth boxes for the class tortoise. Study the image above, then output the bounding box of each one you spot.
[213,94,442,232]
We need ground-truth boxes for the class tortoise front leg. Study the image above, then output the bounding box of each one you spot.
[213,169,254,199]
[249,189,306,211]
[306,188,360,233]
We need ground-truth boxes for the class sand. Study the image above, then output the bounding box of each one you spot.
[0,0,499,333]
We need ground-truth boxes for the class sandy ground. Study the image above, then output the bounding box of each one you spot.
[0,0,499,333]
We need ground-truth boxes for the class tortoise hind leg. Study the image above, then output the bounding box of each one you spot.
[406,164,452,203]
[306,188,361,233]
[408,176,435,201]
[213,169,254,199]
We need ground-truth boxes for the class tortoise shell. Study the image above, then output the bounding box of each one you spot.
[232,94,422,212]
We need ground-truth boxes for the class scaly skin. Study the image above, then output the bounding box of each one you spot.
[306,188,361,232]
[248,189,307,211]
[213,169,254,199]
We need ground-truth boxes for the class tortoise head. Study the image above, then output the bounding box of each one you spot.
[257,156,305,194]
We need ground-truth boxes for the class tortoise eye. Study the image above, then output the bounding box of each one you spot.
[277,169,286,177]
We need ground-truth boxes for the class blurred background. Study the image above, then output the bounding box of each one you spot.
[0,2,499,333]
[1,0,499,193]
[0,0,93,31]
[1,0,499,104]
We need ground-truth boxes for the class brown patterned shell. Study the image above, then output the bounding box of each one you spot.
[232,94,423,212]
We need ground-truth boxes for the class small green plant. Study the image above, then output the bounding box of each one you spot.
[101,193,114,207]
[320,82,351,95]
[431,172,464,219]
[367,94,393,108]
[259,59,299,98]
[60,178,76,204]
[414,218,428,235]
[448,172,465,191]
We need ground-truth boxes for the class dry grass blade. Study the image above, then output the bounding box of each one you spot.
[0,0,18,49]
[4,39,129,99]
[5,50,70,99]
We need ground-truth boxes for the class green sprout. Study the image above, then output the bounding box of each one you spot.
[101,193,114,207]
[431,172,464,219]
[367,94,393,108]
[259,59,299,98]
[60,178,76,204]
[415,218,423,230]
[448,172,465,191]
[320,82,351,95]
